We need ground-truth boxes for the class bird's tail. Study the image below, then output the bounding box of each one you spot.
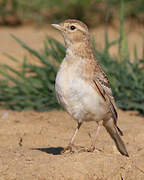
[103,118,129,157]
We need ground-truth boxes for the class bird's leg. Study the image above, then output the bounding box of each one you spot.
[61,122,82,154]
[79,123,101,152]
[89,123,101,151]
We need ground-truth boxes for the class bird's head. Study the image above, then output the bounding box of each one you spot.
[52,19,90,47]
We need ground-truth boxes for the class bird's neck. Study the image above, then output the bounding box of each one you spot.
[66,40,95,60]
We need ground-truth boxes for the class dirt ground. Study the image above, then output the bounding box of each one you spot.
[0,109,144,180]
[0,23,144,179]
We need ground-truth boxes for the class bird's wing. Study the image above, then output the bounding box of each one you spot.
[93,65,118,124]
[93,68,124,135]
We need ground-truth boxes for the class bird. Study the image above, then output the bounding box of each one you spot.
[52,19,129,157]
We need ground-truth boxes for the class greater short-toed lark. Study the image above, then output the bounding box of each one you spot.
[52,19,128,157]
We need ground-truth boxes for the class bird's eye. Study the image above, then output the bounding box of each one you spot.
[70,25,76,30]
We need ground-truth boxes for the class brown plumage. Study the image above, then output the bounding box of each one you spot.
[52,19,128,156]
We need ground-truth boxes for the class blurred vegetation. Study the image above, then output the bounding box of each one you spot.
[0,0,144,115]
[1,0,144,26]
[0,27,144,113]
[0,35,62,111]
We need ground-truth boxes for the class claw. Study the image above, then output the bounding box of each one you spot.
[61,144,84,154]
[78,146,95,153]
[87,146,95,152]
[61,144,100,154]
[60,145,73,154]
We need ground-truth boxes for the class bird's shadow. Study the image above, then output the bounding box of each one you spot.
[31,147,64,155]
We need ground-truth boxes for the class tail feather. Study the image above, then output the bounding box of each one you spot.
[116,125,123,136]
[103,119,129,157]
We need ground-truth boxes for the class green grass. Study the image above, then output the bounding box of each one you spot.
[93,38,144,114]
[0,35,65,111]
[0,0,144,114]
[0,32,144,114]
[0,1,144,114]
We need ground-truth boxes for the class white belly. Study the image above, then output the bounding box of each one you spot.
[55,59,108,122]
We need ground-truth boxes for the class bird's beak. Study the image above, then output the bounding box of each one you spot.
[51,24,64,31]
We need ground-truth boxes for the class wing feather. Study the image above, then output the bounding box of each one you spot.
[93,69,118,123]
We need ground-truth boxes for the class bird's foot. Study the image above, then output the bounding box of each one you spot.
[61,144,82,154]
[61,145,73,154]
[78,145,95,153]
[61,144,101,154]
[78,145,103,153]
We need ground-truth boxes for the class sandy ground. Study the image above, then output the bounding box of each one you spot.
[0,23,144,179]
[0,109,144,180]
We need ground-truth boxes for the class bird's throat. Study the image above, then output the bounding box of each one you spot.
[66,41,95,60]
